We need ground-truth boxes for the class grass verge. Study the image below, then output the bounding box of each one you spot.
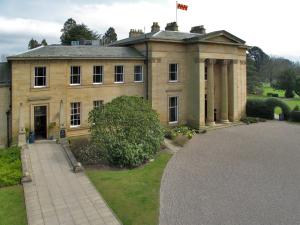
[86,151,172,225]
[0,185,27,225]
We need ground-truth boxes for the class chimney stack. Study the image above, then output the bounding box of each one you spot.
[129,29,144,38]
[190,25,206,34]
[165,22,178,31]
[151,22,160,33]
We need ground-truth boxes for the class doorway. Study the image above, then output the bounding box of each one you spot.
[34,106,47,139]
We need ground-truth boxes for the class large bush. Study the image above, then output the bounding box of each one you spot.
[290,106,300,122]
[89,96,164,168]
[246,98,290,120]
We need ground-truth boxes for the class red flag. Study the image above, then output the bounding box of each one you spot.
[177,3,188,11]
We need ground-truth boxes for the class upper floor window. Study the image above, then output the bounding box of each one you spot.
[93,100,104,109]
[115,65,124,83]
[169,64,178,82]
[70,66,81,85]
[134,65,143,82]
[70,102,81,127]
[205,65,208,80]
[34,67,46,87]
[93,66,103,84]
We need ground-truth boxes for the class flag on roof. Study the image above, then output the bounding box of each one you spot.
[177,2,188,11]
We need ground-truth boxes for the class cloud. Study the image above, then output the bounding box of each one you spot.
[0,0,299,61]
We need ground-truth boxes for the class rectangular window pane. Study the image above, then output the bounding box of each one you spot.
[115,66,124,83]
[169,97,178,123]
[134,65,143,82]
[34,67,46,87]
[70,102,81,126]
[70,66,81,84]
[93,100,104,109]
[169,64,178,81]
[93,66,103,83]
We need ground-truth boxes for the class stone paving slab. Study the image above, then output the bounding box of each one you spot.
[23,142,121,225]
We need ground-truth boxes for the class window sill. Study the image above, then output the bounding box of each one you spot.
[169,121,178,125]
[114,82,124,84]
[134,81,144,83]
[70,84,81,86]
[93,83,103,85]
[70,125,81,129]
[168,80,178,83]
[33,86,47,88]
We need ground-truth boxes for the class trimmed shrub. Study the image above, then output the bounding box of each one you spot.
[246,99,273,119]
[290,106,300,122]
[89,96,164,168]
[164,125,196,140]
[70,138,104,165]
[246,98,291,120]
[285,89,295,98]
[265,98,290,120]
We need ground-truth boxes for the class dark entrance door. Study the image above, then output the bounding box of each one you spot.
[34,106,47,139]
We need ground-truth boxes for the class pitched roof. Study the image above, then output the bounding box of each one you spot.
[7,45,145,60]
[0,62,11,85]
[111,30,246,46]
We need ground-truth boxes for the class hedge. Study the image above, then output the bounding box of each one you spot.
[246,98,291,120]
[290,106,300,122]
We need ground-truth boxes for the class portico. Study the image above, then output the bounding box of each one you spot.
[204,59,239,126]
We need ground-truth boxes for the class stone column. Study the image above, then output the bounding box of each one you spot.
[199,58,206,128]
[59,100,66,139]
[18,103,26,146]
[221,60,230,123]
[206,59,215,126]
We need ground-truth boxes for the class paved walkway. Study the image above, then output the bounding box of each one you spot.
[160,121,300,225]
[23,142,120,225]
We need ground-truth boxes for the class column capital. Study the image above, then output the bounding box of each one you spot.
[207,59,216,65]
[194,58,206,63]
[221,59,230,65]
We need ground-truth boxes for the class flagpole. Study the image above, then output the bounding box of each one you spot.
[176,1,178,23]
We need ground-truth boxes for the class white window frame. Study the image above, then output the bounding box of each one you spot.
[169,63,178,82]
[93,100,104,109]
[70,66,81,86]
[34,66,47,88]
[168,96,179,124]
[114,65,124,83]
[70,102,81,128]
[93,65,103,84]
[134,65,143,82]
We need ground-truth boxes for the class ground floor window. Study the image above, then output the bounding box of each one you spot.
[134,65,143,82]
[93,100,104,109]
[70,102,80,127]
[169,96,178,123]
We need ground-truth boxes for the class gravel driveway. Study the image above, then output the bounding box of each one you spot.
[160,121,300,225]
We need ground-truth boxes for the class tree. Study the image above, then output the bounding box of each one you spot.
[60,18,99,45]
[247,54,263,94]
[28,38,40,49]
[102,27,117,45]
[0,54,7,62]
[276,69,296,98]
[89,96,164,168]
[41,39,48,46]
[295,77,300,97]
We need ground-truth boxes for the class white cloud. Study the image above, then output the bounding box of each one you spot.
[0,0,299,61]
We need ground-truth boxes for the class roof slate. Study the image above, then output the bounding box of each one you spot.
[7,45,145,60]
[111,30,246,46]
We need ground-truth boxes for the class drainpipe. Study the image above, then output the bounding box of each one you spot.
[6,110,10,147]
[145,41,149,100]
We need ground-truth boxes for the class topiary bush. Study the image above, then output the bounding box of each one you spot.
[89,96,164,168]
[265,98,291,120]
[290,105,300,122]
[246,98,291,120]
[246,99,273,119]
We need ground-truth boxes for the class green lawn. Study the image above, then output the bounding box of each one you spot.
[248,84,300,115]
[86,151,172,225]
[0,185,27,225]
[0,147,27,225]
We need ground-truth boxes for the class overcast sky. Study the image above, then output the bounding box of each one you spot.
[0,0,299,61]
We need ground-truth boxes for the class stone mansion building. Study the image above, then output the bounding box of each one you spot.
[0,22,247,147]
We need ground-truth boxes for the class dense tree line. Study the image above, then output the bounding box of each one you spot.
[28,38,47,49]
[247,46,300,98]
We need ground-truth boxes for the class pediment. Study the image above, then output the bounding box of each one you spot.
[200,31,245,45]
